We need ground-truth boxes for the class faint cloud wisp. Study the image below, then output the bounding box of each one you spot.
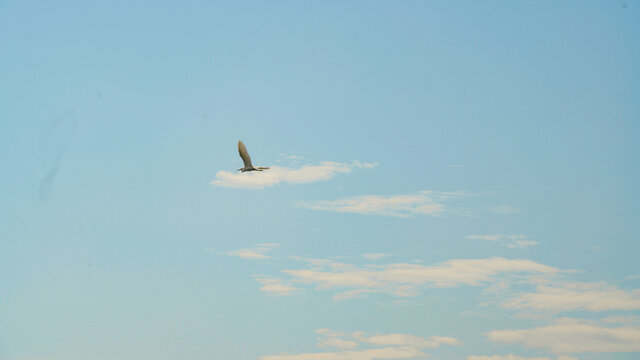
[488,206,520,215]
[467,355,575,360]
[362,253,391,260]
[206,243,279,260]
[281,257,558,300]
[260,328,459,360]
[466,235,539,249]
[503,282,640,312]
[486,317,640,354]
[254,276,299,296]
[298,191,468,218]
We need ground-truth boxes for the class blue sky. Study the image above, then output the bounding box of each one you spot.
[1,1,639,359]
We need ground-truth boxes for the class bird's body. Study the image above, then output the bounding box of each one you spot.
[237,140,270,172]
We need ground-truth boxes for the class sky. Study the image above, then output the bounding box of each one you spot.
[1,1,639,359]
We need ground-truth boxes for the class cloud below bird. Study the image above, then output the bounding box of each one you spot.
[212,161,377,189]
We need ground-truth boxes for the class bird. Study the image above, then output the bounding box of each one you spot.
[237,140,270,172]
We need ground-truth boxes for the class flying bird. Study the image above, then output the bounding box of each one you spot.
[237,140,270,172]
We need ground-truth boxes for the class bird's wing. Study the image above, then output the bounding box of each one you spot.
[238,141,253,168]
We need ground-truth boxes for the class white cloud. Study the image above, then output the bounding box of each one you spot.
[261,347,427,360]
[282,257,558,300]
[355,333,459,348]
[218,243,279,260]
[503,282,640,312]
[254,276,298,296]
[486,318,640,354]
[467,355,552,360]
[466,235,538,249]
[298,191,467,218]
[467,355,578,360]
[362,253,391,260]
[316,329,359,350]
[467,235,513,242]
[211,161,377,189]
[261,329,458,360]
[318,338,359,350]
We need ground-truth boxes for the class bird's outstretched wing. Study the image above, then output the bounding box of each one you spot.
[238,141,253,168]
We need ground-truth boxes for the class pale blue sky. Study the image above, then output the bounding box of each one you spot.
[1,1,639,359]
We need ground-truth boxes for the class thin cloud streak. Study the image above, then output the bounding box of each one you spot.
[281,257,558,300]
[208,243,280,260]
[362,253,391,260]
[298,191,468,218]
[467,355,576,360]
[503,282,640,311]
[212,161,377,189]
[260,329,459,360]
[355,333,459,348]
[254,276,299,296]
[261,347,427,360]
[466,235,539,249]
[467,355,549,360]
[486,318,640,354]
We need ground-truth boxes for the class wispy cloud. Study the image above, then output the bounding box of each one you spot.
[503,282,640,311]
[279,154,306,161]
[362,253,391,260]
[488,206,520,215]
[254,276,299,296]
[260,329,459,360]
[316,329,359,350]
[355,333,459,348]
[467,355,576,360]
[262,347,427,360]
[298,191,468,218]
[486,318,640,354]
[281,257,558,300]
[508,240,539,249]
[207,243,280,260]
[212,161,377,189]
[466,235,539,249]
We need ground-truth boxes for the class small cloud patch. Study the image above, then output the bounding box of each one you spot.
[212,161,377,189]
